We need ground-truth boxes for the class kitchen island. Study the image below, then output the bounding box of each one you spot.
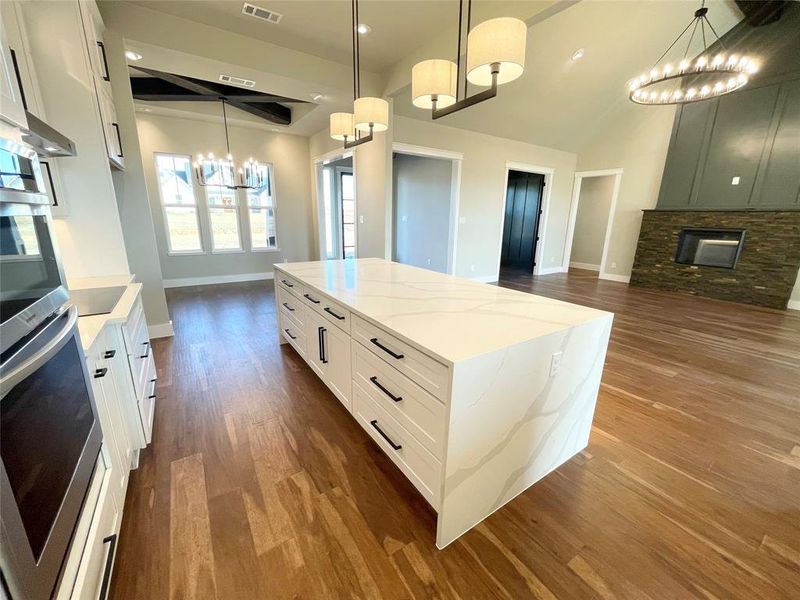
[274,258,613,548]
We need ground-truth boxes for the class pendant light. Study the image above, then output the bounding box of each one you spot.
[411,0,526,119]
[194,99,266,189]
[329,0,389,148]
[628,1,759,106]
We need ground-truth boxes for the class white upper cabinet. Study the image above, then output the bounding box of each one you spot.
[0,21,28,129]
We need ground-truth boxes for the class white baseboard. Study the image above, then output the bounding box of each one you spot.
[163,271,274,288]
[538,266,567,275]
[471,275,498,283]
[148,321,174,339]
[599,273,631,284]
[569,262,601,272]
[788,299,800,311]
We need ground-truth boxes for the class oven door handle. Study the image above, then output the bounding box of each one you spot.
[0,305,79,393]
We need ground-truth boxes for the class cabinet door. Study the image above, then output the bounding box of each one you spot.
[304,309,326,379]
[98,86,124,170]
[324,324,352,412]
[0,22,28,128]
[78,0,110,83]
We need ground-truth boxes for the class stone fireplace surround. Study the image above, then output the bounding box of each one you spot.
[631,210,800,309]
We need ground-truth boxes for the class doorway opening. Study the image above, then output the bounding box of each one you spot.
[391,143,462,274]
[315,154,355,260]
[499,169,545,277]
[563,169,623,280]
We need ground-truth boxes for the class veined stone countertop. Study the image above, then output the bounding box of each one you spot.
[68,274,139,353]
[274,259,613,364]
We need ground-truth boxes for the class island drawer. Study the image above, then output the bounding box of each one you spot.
[278,289,305,328]
[352,315,449,401]
[299,287,351,334]
[353,382,441,509]
[280,313,306,359]
[277,274,303,299]
[352,340,445,459]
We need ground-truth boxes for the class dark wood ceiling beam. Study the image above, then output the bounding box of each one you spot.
[226,101,291,125]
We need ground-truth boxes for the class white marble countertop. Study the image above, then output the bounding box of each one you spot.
[275,259,613,364]
[67,274,140,353]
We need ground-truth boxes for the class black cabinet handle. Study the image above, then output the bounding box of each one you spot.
[281,279,293,287]
[369,376,403,402]
[324,306,345,320]
[111,123,124,157]
[148,394,157,400]
[94,367,108,379]
[370,337,404,360]
[369,420,402,450]
[321,327,328,364]
[304,293,320,304]
[318,326,324,362]
[284,328,296,340]
[104,350,116,359]
[9,48,28,111]
[98,533,117,600]
[150,378,157,383]
[140,341,150,359]
[96,41,110,81]
[282,302,295,312]
[40,161,59,207]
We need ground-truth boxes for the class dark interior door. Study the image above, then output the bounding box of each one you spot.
[501,171,544,271]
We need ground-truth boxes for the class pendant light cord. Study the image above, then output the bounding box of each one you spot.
[464,0,472,100]
[221,98,231,156]
[455,0,463,102]
[652,0,727,69]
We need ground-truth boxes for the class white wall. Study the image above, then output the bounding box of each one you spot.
[393,116,577,280]
[393,154,452,273]
[136,112,313,282]
[570,175,615,269]
[790,270,800,311]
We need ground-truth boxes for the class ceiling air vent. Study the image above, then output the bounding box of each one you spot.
[241,2,283,24]
[219,74,256,88]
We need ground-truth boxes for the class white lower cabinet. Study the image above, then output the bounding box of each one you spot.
[304,308,351,411]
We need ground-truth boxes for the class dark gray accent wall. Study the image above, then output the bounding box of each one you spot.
[656,3,800,211]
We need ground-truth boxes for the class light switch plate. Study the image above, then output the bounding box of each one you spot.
[550,352,563,376]
[732,176,740,185]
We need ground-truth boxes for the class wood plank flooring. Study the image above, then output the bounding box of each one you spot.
[109,269,800,599]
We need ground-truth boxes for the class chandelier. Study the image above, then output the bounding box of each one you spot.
[411,0,527,119]
[629,1,759,106]
[329,0,389,148]
[194,99,266,189]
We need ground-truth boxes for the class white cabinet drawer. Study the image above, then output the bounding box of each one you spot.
[277,288,305,328]
[352,341,445,459]
[352,315,449,401]
[353,383,441,509]
[277,274,303,299]
[318,295,351,334]
[138,358,156,445]
[280,313,306,359]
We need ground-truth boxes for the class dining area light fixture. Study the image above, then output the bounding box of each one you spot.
[411,0,526,119]
[194,98,266,190]
[628,0,760,106]
[329,0,389,148]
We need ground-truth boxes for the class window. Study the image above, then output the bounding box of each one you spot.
[340,172,355,258]
[204,183,242,252]
[155,154,202,253]
[247,165,278,251]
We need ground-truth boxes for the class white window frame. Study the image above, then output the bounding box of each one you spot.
[154,152,205,256]
[246,163,280,253]
[204,184,245,254]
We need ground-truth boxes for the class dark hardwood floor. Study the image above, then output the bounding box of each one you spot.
[110,270,800,599]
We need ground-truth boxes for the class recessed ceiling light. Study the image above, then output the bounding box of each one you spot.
[125,50,143,61]
[571,48,585,61]
[357,23,370,35]
[45,146,58,152]
[138,107,151,112]
[310,92,324,102]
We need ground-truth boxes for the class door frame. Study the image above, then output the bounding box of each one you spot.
[562,168,624,281]
[495,162,554,279]
[391,142,463,274]
[312,148,355,260]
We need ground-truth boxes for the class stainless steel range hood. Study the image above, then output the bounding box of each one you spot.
[20,112,77,157]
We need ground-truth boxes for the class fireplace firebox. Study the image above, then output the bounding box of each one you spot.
[675,228,746,269]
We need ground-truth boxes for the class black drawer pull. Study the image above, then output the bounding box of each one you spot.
[369,376,402,402]
[324,307,345,320]
[148,394,157,399]
[284,328,297,340]
[94,367,108,379]
[98,533,117,600]
[104,350,116,359]
[282,302,295,312]
[304,293,320,304]
[370,337,404,360]
[370,420,402,450]
[281,279,294,287]
[320,327,328,364]
[150,378,157,383]
[96,41,110,81]
[111,123,124,158]
[140,341,150,359]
